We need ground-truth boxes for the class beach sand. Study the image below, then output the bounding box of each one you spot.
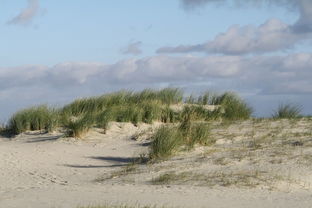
[1,119,312,208]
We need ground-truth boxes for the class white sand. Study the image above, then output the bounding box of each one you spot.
[1,120,312,208]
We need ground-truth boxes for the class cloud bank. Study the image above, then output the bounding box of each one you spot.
[1,53,312,97]
[121,41,143,55]
[181,0,297,10]
[7,0,40,26]
[1,53,312,118]
[159,0,312,55]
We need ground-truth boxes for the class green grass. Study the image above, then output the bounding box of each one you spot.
[8,105,59,134]
[272,103,302,119]
[62,113,95,138]
[150,121,213,160]
[141,101,163,124]
[214,92,253,120]
[5,88,254,139]
[96,109,113,133]
[149,126,183,159]
[185,92,252,120]
[161,106,177,123]
[0,124,12,137]
[62,88,182,117]
[5,88,183,137]
[60,88,183,134]
[190,122,214,147]
[186,91,210,105]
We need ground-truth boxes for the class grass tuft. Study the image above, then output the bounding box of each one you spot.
[8,105,59,134]
[214,92,252,120]
[272,103,302,119]
[62,113,95,138]
[149,126,183,159]
[96,109,113,133]
[150,121,213,160]
[5,88,255,140]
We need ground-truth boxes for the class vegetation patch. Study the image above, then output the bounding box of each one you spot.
[272,103,302,119]
[2,88,262,139]
[151,170,283,189]
[149,126,183,159]
[62,113,95,139]
[8,105,59,134]
[149,120,214,160]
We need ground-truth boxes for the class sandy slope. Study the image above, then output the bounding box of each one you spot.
[1,120,312,208]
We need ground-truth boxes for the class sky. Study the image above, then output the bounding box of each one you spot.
[0,0,312,120]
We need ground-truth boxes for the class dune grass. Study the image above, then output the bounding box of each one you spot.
[185,92,252,120]
[59,88,183,136]
[160,106,177,123]
[62,113,95,139]
[96,109,113,133]
[149,126,183,159]
[5,88,183,136]
[149,108,213,160]
[272,103,302,119]
[62,88,182,116]
[6,88,254,138]
[8,105,59,134]
[212,92,253,120]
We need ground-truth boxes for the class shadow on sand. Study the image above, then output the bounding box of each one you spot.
[63,156,148,169]
[26,135,62,143]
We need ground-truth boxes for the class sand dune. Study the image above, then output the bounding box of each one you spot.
[1,119,312,208]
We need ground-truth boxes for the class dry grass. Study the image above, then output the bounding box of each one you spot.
[96,164,139,182]
[151,170,286,189]
[78,205,164,208]
[102,118,312,191]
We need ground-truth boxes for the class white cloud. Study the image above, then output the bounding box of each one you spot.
[7,0,41,26]
[121,41,143,55]
[161,0,312,55]
[0,53,311,94]
[1,53,312,118]
[158,19,307,55]
[181,0,298,10]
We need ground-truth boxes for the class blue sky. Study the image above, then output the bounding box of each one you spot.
[1,0,298,66]
[0,0,311,120]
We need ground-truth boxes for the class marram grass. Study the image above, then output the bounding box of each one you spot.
[214,92,253,120]
[6,88,255,138]
[149,121,213,160]
[62,113,95,139]
[149,126,183,159]
[272,103,302,119]
[8,105,59,134]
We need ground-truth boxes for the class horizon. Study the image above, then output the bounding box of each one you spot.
[1,0,312,120]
